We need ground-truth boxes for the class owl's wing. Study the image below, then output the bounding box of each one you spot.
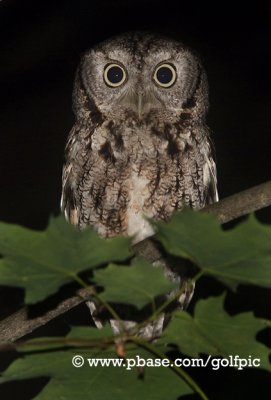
[206,156,219,204]
[203,140,219,205]
[60,131,80,226]
[61,167,79,226]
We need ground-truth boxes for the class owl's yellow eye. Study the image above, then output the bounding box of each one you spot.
[103,63,127,87]
[153,63,177,88]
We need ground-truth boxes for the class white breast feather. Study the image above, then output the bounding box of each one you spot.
[126,170,154,243]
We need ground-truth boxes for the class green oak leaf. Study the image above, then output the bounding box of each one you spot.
[155,208,271,289]
[93,259,178,309]
[160,294,271,371]
[0,215,131,303]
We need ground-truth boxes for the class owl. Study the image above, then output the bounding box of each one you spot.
[61,32,218,337]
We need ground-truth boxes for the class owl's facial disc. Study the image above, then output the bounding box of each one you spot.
[102,54,181,120]
[80,33,208,122]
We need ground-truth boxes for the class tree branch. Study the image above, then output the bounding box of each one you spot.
[203,181,271,224]
[0,288,92,343]
[0,181,271,343]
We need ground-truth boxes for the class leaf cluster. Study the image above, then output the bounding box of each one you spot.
[0,210,270,399]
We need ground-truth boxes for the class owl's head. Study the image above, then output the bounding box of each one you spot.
[74,32,209,122]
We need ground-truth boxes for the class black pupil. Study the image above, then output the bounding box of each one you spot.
[107,66,124,84]
[156,66,173,84]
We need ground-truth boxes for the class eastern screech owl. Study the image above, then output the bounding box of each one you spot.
[61,32,218,337]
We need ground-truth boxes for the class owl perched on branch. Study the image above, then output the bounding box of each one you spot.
[61,32,218,337]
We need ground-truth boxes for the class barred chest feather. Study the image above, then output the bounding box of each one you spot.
[62,117,217,243]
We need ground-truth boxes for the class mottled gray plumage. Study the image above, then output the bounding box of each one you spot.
[61,32,218,338]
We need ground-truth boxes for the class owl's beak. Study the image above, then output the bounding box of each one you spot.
[118,88,163,119]
[136,91,163,119]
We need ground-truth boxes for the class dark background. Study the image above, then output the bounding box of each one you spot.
[0,0,271,399]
